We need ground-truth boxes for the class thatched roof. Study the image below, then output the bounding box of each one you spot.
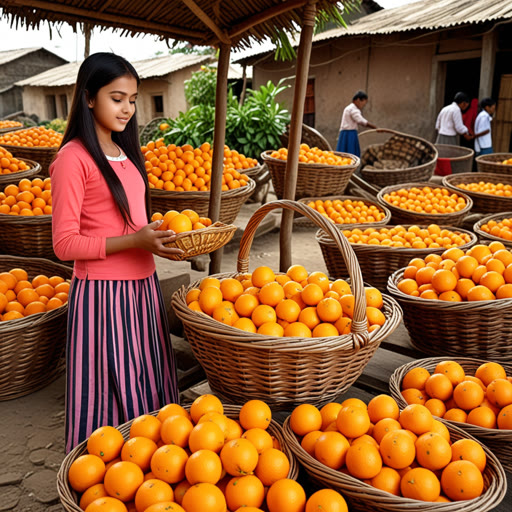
[1,0,357,49]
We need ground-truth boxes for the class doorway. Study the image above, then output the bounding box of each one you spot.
[444,58,480,105]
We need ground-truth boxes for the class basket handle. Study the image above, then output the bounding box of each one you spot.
[236,199,370,349]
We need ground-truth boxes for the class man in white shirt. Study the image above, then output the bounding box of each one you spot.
[474,98,496,156]
[435,92,473,145]
[336,90,377,157]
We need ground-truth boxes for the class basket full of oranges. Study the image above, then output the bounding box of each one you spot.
[387,242,512,361]
[261,145,359,200]
[0,145,41,185]
[474,212,512,247]
[0,255,72,400]
[475,152,512,175]
[390,357,512,474]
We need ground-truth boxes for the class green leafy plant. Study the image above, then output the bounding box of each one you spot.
[184,65,218,108]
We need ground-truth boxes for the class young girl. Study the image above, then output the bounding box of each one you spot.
[473,97,497,157]
[50,53,182,452]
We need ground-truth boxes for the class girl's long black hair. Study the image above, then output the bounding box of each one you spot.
[61,52,150,226]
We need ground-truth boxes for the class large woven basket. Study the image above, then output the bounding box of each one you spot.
[0,255,72,401]
[282,412,506,512]
[261,150,359,200]
[0,144,58,177]
[435,144,474,174]
[442,172,512,214]
[317,224,477,291]
[57,403,299,512]
[387,268,512,361]
[297,194,391,229]
[377,182,473,226]
[390,356,512,473]
[473,212,512,247]
[150,178,255,225]
[0,158,41,188]
[163,222,237,261]
[172,200,403,408]
[476,153,512,175]
[359,129,438,188]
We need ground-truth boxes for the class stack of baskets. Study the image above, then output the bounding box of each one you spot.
[0,255,72,400]
[172,200,403,408]
[476,153,512,174]
[150,178,256,225]
[358,129,438,188]
[261,150,359,201]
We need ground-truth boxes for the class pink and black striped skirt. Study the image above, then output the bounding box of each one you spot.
[65,272,179,452]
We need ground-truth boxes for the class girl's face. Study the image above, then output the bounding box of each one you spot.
[87,74,138,135]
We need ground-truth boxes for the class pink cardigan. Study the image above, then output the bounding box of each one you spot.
[50,140,155,280]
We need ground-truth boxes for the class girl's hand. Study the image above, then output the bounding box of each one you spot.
[133,220,185,257]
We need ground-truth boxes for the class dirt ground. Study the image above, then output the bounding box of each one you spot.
[0,201,327,511]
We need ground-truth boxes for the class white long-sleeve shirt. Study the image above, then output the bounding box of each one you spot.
[340,102,368,130]
[474,110,492,152]
[435,102,468,136]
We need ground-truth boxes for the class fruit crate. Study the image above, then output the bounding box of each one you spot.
[390,356,512,473]
[473,212,512,248]
[171,199,403,408]
[316,224,477,292]
[57,403,299,512]
[0,255,72,400]
[476,153,512,175]
[282,410,506,512]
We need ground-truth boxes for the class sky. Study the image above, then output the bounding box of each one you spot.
[0,0,417,63]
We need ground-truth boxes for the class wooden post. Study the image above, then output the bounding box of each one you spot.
[479,31,497,100]
[84,23,91,58]
[209,42,231,274]
[279,0,317,271]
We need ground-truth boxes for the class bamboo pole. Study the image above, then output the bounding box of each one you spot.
[279,0,317,272]
[209,42,231,274]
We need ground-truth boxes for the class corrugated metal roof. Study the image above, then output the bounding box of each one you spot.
[15,53,213,87]
[0,47,42,66]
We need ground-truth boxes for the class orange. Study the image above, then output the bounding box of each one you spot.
[198,287,223,315]
[475,362,507,386]
[320,402,343,431]
[443,408,468,423]
[415,432,452,471]
[339,294,355,318]
[68,454,106,493]
[467,284,495,301]
[334,316,352,335]
[31,274,50,288]
[467,244,492,263]
[401,467,441,501]
[84,497,128,511]
[103,460,144,502]
[16,287,40,307]
[298,307,321,330]
[129,414,161,443]
[188,421,224,453]
[197,412,229,439]
[150,445,188,484]
[173,480,191,505]
[251,304,277,327]
[370,467,401,496]
[379,430,416,469]
[366,306,386,326]
[290,403,322,436]
[234,293,259,317]
[24,301,46,316]
[212,301,238,326]
[156,403,191,423]
[255,447,290,486]
[314,431,351,469]
[431,269,457,293]
[336,405,370,438]
[441,460,484,501]
[181,482,227,512]
[241,427,273,454]
[312,323,338,337]
[266,478,306,512]
[185,449,223,485]
[79,483,108,510]
[251,266,275,288]
[300,430,323,456]
[233,317,257,333]
[365,287,383,308]
[316,297,342,322]
[199,277,221,290]
[220,438,259,476]
[219,278,244,302]
[225,475,265,511]
[305,489,348,512]
[283,321,312,338]
[425,373,453,401]
[286,264,309,282]
[2,310,24,321]
[497,283,512,298]
[330,279,352,297]
[486,378,512,408]
[346,442,382,479]
[455,256,478,278]
[9,268,28,281]
[415,266,436,285]
[225,418,243,442]
[434,360,465,386]
[134,479,173,512]
[258,282,285,307]
[402,367,431,390]
[401,388,427,405]
[46,297,64,310]
[456,278,476,300]
[451,438,487,472]
[424,398,447,418]
[367,394,399,423]
[479,271,505,292]
[372,418,401,444]
[301,283,324,306]
[497,403,512,429]
[35,283,55,299]
[168,213,192,233]
[275,299,301,323]
[87,425,125,463]
[399,404,433,434]
[453,380,485,410]
[239,399,272,430]
[121,436,158,472]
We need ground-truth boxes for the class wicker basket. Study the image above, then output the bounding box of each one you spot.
[282,413,506,512]
[0,125,24,135]
[473,212,512,248]
[387,268,512,361]
[0,159,41,188]
[442,173,512,214]
[476,153,512,175]
[0,255,72,401]
[0,144,59,177]
[390,356,512,473]
[377,182,473,226]
[435,144,474,174]
[279,123,333,151]
[150,178,255,225]
[359,129,438,188]
[297,195,391,229]
[261,150,359,201]
[139,116,168,146]
[57,403,299,512]
[317,225,477,292]
[171,200,403,408]
[164,222,237,261]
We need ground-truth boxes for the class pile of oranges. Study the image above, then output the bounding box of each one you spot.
[455,181,512,197]
[270,144,354,166]
[396,242,512,301]
[0,267,69,322]
[150,209,212,233]
[141,140,255,192]
[0,120,23,129]
[0,126,63,147]
[381,186,467,214]
[401,360,512,431]
[0,147,30,174]
[68,394,349,512]
[188,265,386,337]
[341,224,471,249]
[0,177,52,216]
[501,158,512,165]
[479,217,512,242]
[305,198,386,225]
[290,395,487,502]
